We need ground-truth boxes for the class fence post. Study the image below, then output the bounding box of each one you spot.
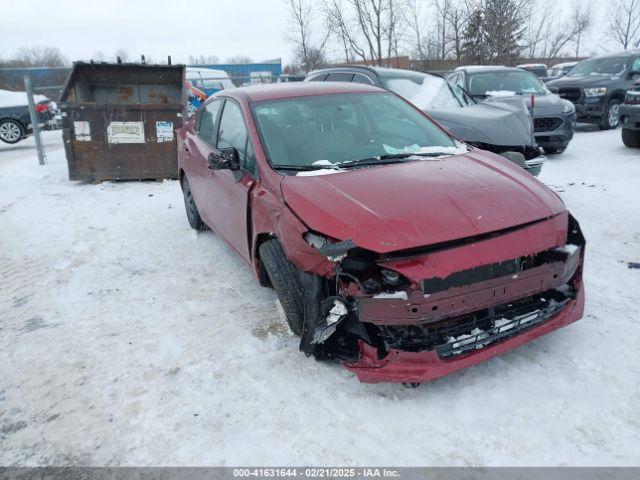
[24,75,46,166]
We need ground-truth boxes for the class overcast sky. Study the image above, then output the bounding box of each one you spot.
[0,0,612,65]
[0,0,292,64]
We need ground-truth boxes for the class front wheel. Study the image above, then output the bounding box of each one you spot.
[259,239,305,336]
[622,128,640,148]
[598,99,621,130]
[0,119,25,144]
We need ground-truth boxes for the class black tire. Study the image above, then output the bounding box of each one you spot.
[181,176,206,230]
[259,239,305,336]
[544,146,567,155]
[598,99,622,130]
[622,128,640,148]
[0,119,25,144]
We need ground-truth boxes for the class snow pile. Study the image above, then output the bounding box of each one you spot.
[0,89,48,108]
[326,300,348,325]
[372,291,409,300]
[485,90,517,97]
[382,143,468,156]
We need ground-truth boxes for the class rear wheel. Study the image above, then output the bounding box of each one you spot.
[598,99,621,130]
[259,239,305,336]
[622,128,640,148]
[181,176,206,230]
[0,119,25,144]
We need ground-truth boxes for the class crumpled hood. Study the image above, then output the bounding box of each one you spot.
[426,102,534,147]
[281,151,566,254]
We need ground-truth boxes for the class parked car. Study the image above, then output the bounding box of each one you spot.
[178,82,585,384]
[0,89,56,144]
[546,50,640,130]
[277,74,306,83]
[620,82,640,148]
[545,62,578,83]
[185,67,235,116]
[305,66,542,174]
[450,66,576,154]
[517,63,549,80]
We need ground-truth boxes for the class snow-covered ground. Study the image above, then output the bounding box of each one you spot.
[1,127,639,466]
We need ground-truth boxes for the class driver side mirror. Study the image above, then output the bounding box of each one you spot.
[208,147,239,171]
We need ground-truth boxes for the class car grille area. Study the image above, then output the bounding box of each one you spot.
[534,117,563,132]
[558,87,582,102]
[377,287,574,358]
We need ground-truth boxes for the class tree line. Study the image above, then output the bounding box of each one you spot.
[285,0,640,73]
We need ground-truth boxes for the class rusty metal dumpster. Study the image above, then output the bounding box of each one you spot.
[59,62,185,181]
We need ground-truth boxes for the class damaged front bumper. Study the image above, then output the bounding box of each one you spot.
[343,286,583,383]
[303,214,586,384]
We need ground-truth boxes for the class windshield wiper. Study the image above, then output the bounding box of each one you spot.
[339,152,453,168]
[271,164,340,171]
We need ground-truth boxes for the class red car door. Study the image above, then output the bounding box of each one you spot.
[182,99,223,227]
[201,99,256,262]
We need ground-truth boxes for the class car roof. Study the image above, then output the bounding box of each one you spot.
[517,63,547,68]
[307,65,441,80]
[186,67,231,78]
[552,61,578,68]
[590,49,640,59]
[220,81,385,103]
[454,65,522,74]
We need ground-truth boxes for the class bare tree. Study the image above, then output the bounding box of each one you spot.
[10,46,68,67]
[226,55,253,64]
[571,0,595,57]
[434,0,451,60]
[187,54,220,65]
[607,0,640,49]
[405,0,429,63]
[286,0,328,72]
[322,0,368,62]
[113,49,129,63]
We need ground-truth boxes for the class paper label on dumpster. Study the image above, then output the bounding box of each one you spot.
[156,121,174,142]
[73,121,91,141]
[107,121,145,144]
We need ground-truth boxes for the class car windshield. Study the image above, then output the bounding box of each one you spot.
[468,71,549,96]
[252,92,461,169]
[569,57,627,76]
[381,74,466,110]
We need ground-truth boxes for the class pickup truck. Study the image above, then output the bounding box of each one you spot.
[547,50,640,130]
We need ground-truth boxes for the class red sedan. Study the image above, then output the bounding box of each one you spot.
[177,82,585,384]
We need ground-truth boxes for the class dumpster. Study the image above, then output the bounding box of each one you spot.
[59,62,185,181]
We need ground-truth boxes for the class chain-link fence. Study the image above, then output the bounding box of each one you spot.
[22,75,67,165]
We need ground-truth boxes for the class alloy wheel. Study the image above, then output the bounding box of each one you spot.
[609,103,621,128]
[0,122,21,142]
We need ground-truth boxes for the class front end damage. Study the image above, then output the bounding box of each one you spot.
[299,213,585,384]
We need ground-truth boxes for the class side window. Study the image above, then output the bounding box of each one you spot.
[245,138,256,174]
[217,100,256,175]
[326,72,354,82]
[197,99,222,144]
[307,74,327,82]
[632,57,640,74]
[353,73,373,84]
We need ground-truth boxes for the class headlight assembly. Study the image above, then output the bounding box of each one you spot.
[584,87,607,97]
